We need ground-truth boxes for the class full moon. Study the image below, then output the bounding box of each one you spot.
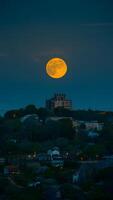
[46,57,67,79]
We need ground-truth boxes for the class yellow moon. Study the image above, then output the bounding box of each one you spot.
[46,57,67,79]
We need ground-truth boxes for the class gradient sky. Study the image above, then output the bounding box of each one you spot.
[0,0,113,113]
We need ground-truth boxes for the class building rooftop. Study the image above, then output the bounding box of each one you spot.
[46,93,72,110]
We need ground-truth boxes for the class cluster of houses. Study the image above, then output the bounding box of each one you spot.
[20,114,104,130]
[0,147,63,176]
[73,120,104,131]
[73,156,113,184]
[37,147,64,167]
[46,116,104,139]
[46,116,104,131]
[1,146,113,191]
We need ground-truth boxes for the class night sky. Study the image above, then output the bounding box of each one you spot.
[0,0,113,113]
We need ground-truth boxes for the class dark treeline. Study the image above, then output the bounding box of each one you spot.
[3,104,113,122]
[0,105,113,151]
[0,104,113,156]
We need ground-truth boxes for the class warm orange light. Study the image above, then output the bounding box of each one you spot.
[46,57,67,79]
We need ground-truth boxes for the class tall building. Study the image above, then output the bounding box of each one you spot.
[46,93,72,110]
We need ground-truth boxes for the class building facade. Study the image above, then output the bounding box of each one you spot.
[73,120,104,131]
[46,93,72,110]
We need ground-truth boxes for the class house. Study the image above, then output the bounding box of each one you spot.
[47,146,60,158]
[46,93,72,110]
[37,153,51,161]
[47,147,63,167]
[74,120,104,131]
[88,131,99,138]
[51,155,64,167]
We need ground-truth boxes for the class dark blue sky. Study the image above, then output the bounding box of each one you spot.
[0,0,113,113]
